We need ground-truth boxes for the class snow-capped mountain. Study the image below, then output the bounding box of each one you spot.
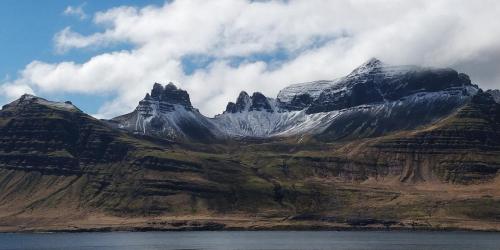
[278,58,474,114]
[112,83,222,142]
[113,58,481,141]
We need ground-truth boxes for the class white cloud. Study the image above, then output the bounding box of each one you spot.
[63,3,88,20]
[3,0,500,118]
[54,27,114,53]
[0,82,34,101]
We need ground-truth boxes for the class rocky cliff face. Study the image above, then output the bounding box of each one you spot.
[326,90,500,184]
[150,82,193,110]
[0,94,131,175]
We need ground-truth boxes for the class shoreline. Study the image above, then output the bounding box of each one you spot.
[2,224,500,234]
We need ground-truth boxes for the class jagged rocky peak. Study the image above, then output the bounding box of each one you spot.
[112,82,222,142]
[150,82,163,99]
[225,91,251,113]
[225,91,274,113]
[142,82,193,110]
[348,57,384,75]
[249,92,273,112]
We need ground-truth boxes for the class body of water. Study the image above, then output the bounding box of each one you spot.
[0,231,499,250]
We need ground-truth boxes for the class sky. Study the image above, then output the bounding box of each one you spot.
[1,0,500,118]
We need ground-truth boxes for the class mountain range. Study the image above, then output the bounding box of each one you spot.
[0,58,499,232]
[111,58,479,140]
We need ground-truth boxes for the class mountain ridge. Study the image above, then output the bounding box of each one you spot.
[0,59,499,232]
[111,58,479,140]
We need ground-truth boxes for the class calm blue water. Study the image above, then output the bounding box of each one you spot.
[0,231,499,250]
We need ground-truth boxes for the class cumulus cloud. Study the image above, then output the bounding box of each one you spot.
[3,0,500,118]
[63,3,88,20]
[0,83,34,101]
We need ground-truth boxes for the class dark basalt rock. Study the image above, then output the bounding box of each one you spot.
[224,102,238,113]
[0,96,132,176]
[133,156,203,173]
[148,82,193,110]
[150,83,164,99]
[149,116,164,130]
[224,91,273,113]
[225,91,250,113]
[280,93,314,111]
[249,92,273,112]
[381,69,471,100]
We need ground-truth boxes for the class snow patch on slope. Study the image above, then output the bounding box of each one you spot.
[277,80,337,103]
[12,94,79,111]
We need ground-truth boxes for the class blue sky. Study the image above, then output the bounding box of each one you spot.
[0,0,163,114]
[1,0,499,118]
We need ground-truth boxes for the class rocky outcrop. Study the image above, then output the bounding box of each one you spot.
[224,91,251,113]
[150,82,193,110]
[279,93,314,111]
[224,91,274,113]
[249,92,274,112]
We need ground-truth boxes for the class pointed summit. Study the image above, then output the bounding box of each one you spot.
[364,57,383,66]
[151,83,164,99]
[249,92,273,112]
[225,91,251,113]
[164,82,178,90]
[349,57,384,76]
[236,91,251,106]
[6,93,39,108]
